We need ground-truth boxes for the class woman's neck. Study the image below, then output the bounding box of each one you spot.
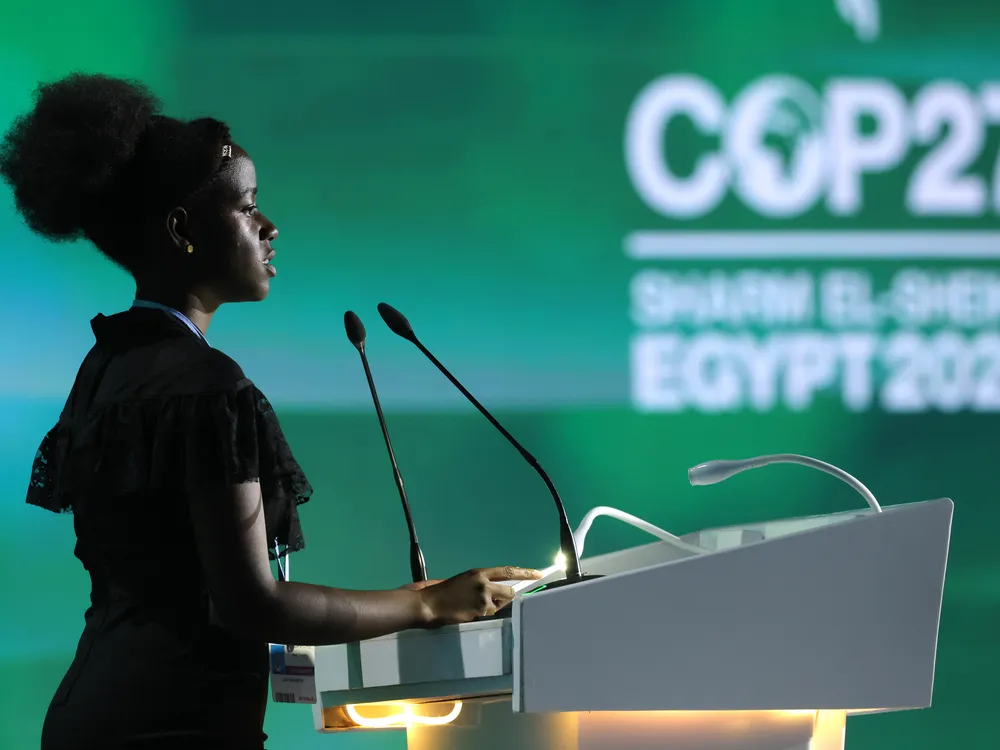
[133,287,215,335]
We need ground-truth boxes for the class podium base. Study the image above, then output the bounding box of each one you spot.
[406,698,847,750]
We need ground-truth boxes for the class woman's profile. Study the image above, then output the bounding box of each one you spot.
[0,73,540,750]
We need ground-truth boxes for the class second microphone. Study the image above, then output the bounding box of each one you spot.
[344,310,428,584]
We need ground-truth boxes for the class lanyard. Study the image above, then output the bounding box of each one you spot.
[131,299,209,345]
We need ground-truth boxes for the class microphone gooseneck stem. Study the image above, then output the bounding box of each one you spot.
[411,338,583,581]
[357,343,427,583]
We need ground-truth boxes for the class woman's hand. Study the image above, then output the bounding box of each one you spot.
[413,567,544,627]
[397,579,443,592]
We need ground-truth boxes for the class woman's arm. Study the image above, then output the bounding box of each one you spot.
[188,481,541,644]
[188,481,431,645]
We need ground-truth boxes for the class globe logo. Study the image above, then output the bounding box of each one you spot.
[723,76,828,217]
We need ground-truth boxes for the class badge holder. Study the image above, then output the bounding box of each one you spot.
[268,541,318,705]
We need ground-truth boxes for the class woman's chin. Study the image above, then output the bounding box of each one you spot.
[250,279,271,301]
[247,268,273,301]
[226,279,271,304]
[213,271,273,304]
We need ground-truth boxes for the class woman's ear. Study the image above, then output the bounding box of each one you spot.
[166,206,192,251]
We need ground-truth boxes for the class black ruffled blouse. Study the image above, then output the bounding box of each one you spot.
[30,307,313,750]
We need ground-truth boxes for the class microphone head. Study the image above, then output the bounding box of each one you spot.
[378,302,417,342]
[344,310,367,350]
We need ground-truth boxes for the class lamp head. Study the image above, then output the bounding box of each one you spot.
[688,459,755,486]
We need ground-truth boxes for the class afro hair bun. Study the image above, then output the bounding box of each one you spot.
[0,73,161,241]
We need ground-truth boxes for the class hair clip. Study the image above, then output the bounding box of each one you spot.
[221,144,232,158]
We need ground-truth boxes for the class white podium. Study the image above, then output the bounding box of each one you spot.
[307,498,953,749]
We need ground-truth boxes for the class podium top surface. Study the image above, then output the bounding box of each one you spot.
[513,497,953,713]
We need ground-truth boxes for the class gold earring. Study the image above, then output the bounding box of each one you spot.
[186,244,194,254]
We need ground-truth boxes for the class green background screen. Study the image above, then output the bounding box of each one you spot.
[1,1,996,748]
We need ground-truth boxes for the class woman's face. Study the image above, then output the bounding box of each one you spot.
[183,146,279,305]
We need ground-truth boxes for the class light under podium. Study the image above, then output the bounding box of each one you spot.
[323,699,862,750]
[306,498,953,749]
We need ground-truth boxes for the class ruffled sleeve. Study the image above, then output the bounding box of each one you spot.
[26,379,313,560]
[27,426,69,512]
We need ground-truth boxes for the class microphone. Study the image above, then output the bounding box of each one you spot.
[344,310,428,583]
[377,302,591,588]
[687,453,882,513]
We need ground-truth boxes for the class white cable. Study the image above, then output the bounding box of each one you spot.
[572,506,707,558]
[687,453,882,513]
[511,506,705,592]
